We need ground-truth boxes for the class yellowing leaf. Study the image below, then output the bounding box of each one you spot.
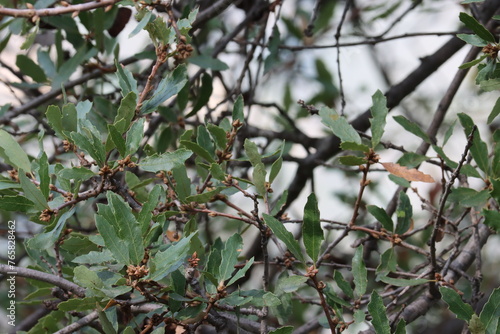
[380,162,435,183]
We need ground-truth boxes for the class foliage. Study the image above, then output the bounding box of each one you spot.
[0,1,500,333]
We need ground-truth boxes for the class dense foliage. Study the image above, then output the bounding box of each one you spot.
[1,0,500,333]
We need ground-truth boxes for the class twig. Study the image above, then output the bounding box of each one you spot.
[0,0,120,18]
[334,0,352,115]
[304,0,325,37]
[0,264,85,297]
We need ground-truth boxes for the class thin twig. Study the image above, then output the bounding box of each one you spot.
[0,0,120,18]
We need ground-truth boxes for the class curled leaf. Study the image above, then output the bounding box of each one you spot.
[380,162,435,183]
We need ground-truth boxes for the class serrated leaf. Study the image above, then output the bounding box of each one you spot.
[263,214,305,264]
[479,288,500,333]
[483,209,500,232]
[27,208,75,250]
[394,319,407,334]
[38,152,50,199]
[233,94,244,123]
[209,163,225,181]
[303,193,323,263]
[269,142,284,184]
[459,12,495,43]
[488,97,500,125]
[440,287,475,322]
[367,205,393,232]
[189,73,213,116]
[72,249,115,264]
[19,170,48,210]
[339,155,368,166]
[319,106,361,144]
[227,257,254,286]
[46,105,64,139]
[370,90,388,148]
[125,118,145,156]
[395,192,412,235]
[185,187,224,203]
[73,265,104,291]
[253,162,267,195]
[393,115,431,144]
[0,129,32,172]
[459,55,488,69]
[114,92,136,133]
[141,65,187,115]
[353,246,367,297]
[378,276,429,286]
[139,148,192,172]
[368,290,391,334]
[149,233,195,281]
[206,124,227,149]
[397,152,428,168]
[381,162,434,183]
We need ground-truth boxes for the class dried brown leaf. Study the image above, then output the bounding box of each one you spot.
[380,162,435,183]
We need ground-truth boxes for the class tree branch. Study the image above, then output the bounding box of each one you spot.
[0,0,120,18]
[0,264,85,297]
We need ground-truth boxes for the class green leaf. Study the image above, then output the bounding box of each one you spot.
[370,90,388,148]
[138,184,161,231]
[269,142,284,184]
[319,106,361,144]
[19,170,48,210]
[480,78,500,92]
[458,113,489,174]
[394,319,407,334]
[449,188,490,207]
[0,196,34,212]
[115,60,138,97]
[302,193,323,263]
[16,54,47,83]
[114,92,136,133]
[233,95,245,123]
[340,142,370,153]
[440,287,475,322]
[189,73,213,116]
[469,314,486,334]
[185,187,224,203]
[180,140,215,164]
[209,163,225,181]
[95,192,144,265]
[459,12,496,43]
[264,26,281,73]
[395,192,412,235]
[459,55,488,69]
[352,246,367,297]
[253,162,267,195]
[378,276,429,286]
[108,124,126,157]
[72,249,115,264]
[129,10,153,38]
[367,290,391,334]
[58,167,95,182]
[393,115,431,144]
[149,233,195,281]
[277,275,308,293]
[263,214,305,264]
[73,265,104,291]
[339,155,367,166]
[219,233,243,283]
[0,129,32,172]
[479,288,500,333]
[52,45,97,89]
[38,152,50,199]
[333,271,354,299]
[125,118,145,156]
[397,152,428,168]
[227,257,254,286]
[46,105,64,139]
[98,307,117,334]
[71,131,106,167]
[189,55,229,71]
[269,327,294,334]
[28,208,75,250]
[367,205,393,232]
[487,97,500,125]
[139,148,193,172]
[141,65,188,115]
[244,139,262,166]
[206,124,228,149]
[376,248,397,276]
[457,34,489,47]
[483,209,500,232]
[58,297,103,312]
